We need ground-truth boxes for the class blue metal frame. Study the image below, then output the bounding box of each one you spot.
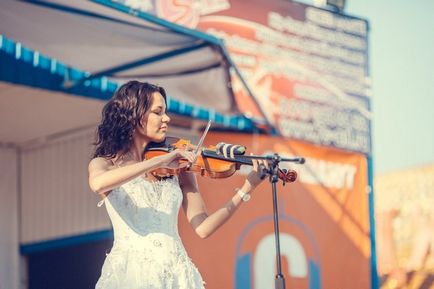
[20,230,113,255]
[0,34,254,131]
[367,155,378,289]
[64,42,210,87]
[364,12,378,288]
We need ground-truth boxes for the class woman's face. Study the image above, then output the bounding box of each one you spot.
[140,92,170,143]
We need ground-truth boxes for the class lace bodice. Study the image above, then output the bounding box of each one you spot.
[95,176,205,289]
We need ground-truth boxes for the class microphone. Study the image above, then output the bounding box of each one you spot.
[295,157,305,164]
[281,156,305,164]
[216,142,246,159]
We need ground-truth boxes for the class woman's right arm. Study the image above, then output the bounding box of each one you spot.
[88,149,197,195]
[88,154,172,195]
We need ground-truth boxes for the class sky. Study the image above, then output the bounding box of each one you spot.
[343,0,434,174]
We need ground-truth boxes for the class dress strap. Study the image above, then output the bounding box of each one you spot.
[97,199,105,207]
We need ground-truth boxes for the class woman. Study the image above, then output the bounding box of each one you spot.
[88,80,267,289]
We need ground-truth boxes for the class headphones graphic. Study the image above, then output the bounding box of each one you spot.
[235,213,321,289]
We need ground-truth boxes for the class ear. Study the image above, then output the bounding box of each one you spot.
[137,112,148,129]
[138,115,146,128]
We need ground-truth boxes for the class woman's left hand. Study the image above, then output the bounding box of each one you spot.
[245,158,269,191]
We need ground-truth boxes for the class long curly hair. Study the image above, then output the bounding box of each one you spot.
[93,80,167,159]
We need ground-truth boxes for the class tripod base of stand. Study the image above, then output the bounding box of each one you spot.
[275,274,286,289]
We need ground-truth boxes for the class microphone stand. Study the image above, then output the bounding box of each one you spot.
[270,153,287,289]
[247,153,305,289]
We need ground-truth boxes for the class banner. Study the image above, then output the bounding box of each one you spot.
[375,164,434,289]
[119,0,371,153]
[178,132,371,289]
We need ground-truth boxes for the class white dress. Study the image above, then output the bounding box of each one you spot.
[95,176,205,289]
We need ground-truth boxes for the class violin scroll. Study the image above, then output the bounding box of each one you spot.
[279,169,297,184]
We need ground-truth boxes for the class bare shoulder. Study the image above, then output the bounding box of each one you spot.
[88,157,113,174]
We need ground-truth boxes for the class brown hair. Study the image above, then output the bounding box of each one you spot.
[93,80,166,159]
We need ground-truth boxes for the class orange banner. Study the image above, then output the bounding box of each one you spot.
[178,132,371,289]
[154,0,371,153]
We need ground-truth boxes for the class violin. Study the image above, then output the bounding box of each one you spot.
[144,137,298,184]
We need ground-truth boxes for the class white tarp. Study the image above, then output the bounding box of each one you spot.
[0,0,238,113]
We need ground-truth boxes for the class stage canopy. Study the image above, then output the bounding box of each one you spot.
[0,0,257,145]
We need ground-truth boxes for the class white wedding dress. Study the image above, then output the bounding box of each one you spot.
[95,176,205,289]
